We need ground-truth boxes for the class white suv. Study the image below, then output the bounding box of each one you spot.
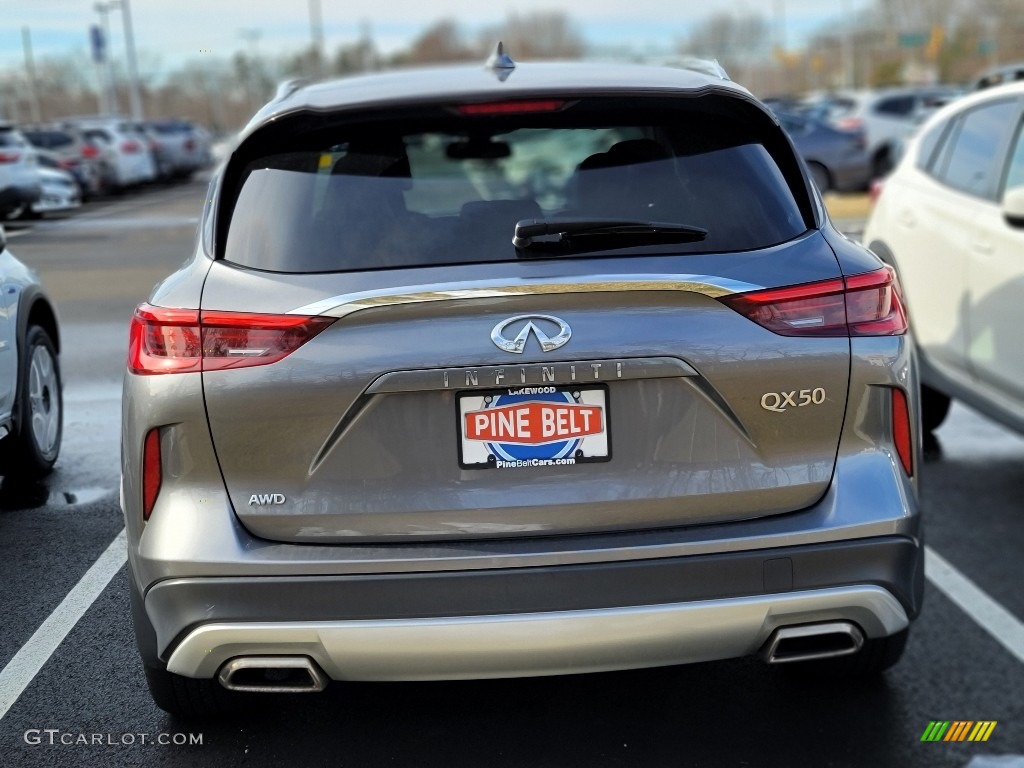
[812,87,962,177]
[63,118,156,190]
[864,81,1024,432]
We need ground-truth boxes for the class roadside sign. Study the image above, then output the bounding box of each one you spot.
[90,25,106,63]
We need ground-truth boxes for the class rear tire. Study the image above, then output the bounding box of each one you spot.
[872,147,893,179]
[921,385,951,433]
[144,666,238,719]
[0,325,62,479]
[808,162,831,194]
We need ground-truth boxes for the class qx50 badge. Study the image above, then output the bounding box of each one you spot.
[761,388,827,413]
[491,314,572,354]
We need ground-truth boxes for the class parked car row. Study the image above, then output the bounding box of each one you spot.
[1,115,213,221]
[767,86,967,194]
[771,108,871,194]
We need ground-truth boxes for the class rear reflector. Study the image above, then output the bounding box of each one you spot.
[719,267,907,337]
[891,387,913,477]
[869,178,885,205]
[142,428,161,521]
[128,304,335,375]
[457,99,565,116]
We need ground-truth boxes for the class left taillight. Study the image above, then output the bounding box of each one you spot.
[142,428,161,521]
[718,267,908,337]
[128,303,335,375]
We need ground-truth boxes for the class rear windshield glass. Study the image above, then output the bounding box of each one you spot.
[225,117,805,273]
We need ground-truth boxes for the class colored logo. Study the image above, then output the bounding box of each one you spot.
[465,389,601,462]
[490,315,571,354]
[920,721,997,742]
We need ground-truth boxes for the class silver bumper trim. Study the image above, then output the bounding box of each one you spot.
[166,585,908,681]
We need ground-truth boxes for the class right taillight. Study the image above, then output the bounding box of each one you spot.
[891,386,914,477]
[128,304,335,375]
[836,116,864,132]
[719,266,907,337]
[0,151,21,163]
[142,428,162,521]
[82,144,100,159]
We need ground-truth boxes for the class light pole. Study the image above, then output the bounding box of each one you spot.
[118,0,144,120]
[308,0,325,79]
[96,0,144,120]
[840,0,855,88]
[21,27,42,124]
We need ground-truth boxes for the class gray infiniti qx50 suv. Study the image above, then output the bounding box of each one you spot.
[122,53,923,717]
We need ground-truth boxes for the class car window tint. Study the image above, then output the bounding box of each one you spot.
[1004,121,1024,194]
[84,129,108,143]
[777,114,806,135]
[916,120,949,171]
[934,99,1018,199]
[875,96,915,116]
[0,129,27,148]
[225,119,806,274]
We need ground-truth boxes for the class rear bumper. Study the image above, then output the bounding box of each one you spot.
[165,585,908,681]
[141,536,923,679]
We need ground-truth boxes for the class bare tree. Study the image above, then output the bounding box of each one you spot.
[401,19,475,64]
[481,12,585,60]
[681,12,770,80]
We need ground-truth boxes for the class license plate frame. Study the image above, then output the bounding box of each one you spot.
[457,384,611,470]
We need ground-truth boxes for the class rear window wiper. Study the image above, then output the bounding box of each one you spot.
[513,218,708,257]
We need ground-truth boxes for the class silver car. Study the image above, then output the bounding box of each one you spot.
[122,55,923,717]
[0,226,62,478]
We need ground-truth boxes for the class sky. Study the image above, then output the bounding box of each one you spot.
[3,0,868,79]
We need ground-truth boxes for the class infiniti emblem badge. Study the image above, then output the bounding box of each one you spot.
[491,314,572,354]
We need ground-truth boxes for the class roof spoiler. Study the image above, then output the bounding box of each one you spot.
[272,78,310,103]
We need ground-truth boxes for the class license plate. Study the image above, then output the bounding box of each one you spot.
[458,385,610,469]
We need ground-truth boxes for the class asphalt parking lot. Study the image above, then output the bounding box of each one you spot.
[0,182,1020,767]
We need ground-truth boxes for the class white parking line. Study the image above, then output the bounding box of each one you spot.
[925,545,1024,664]
[0,529,127,721]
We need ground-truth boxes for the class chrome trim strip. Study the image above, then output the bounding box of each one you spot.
[287,274,764,318]
[167,586,907,681]
[366,356,698,394]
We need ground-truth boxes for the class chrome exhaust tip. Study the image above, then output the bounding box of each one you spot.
[761,622,865,664]
[217,656,328,693]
